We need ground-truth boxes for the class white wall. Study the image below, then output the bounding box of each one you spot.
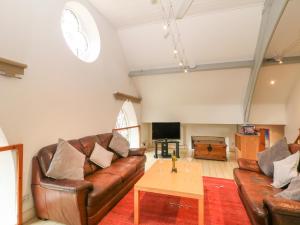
[0,0,139,221]
[134,68,250,124]
[285,78,300,142]
[141,123,238,151]
[249,104,287,125]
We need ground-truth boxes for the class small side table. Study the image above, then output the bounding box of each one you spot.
[154,139,180,158]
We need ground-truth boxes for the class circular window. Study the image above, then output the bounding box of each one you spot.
[61,2,100,63]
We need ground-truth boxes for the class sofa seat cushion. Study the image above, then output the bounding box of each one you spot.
[234,168,273,187]
[100,161,136,181]
[85,172,122,206]
[241,183,281,225]
[117,156,146,170]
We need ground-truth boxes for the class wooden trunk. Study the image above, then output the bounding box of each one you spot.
[194,142,227,161]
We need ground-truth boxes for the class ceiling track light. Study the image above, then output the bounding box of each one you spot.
[163,23,168,30]
[160,0,189,72]
[273,56,283,64]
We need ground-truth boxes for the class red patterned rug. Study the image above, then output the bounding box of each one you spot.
[99,176,250,225]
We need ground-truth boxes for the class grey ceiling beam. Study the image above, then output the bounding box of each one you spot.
[263,56,300,66]
[129,60,253,77]
[243,0,289,123]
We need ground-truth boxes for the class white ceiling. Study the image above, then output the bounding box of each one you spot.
[118,5,263,70]
[252,63,300,104]
[90,0,264,28]
[266,0,300,58]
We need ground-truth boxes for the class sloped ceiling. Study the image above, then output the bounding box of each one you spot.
[90,0,267,124]
[252,64,300,104]
[250,0,300,125]
[118,5,262,70]
[90,0,264,28]
[265,0,300,58]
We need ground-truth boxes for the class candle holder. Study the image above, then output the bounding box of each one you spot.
[171,150,177,173]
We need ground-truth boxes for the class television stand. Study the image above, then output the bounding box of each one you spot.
[154,139,180,158]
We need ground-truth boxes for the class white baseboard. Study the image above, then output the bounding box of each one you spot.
[22,207,35,224]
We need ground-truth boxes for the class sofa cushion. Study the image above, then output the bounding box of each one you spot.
[257,138,290,177]
[272,151,300,188]
[85,171,122,206]
[109,132,130,158]
[90,143,114,168]
[241,183,281,225]
[96,133,114,149]
[46,139,85,180]
[117,156,146,171]
[234,168,273,188]
[100,161,136,181]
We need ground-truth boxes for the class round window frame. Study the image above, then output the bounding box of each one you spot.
[61,2,101,63]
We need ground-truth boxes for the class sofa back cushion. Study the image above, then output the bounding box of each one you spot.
[288,144,300,172]
[79,133,117,175]
[288,144,300,154]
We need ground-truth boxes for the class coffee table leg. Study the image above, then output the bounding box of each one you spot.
[198,196,204,225]
[134,189,140,225]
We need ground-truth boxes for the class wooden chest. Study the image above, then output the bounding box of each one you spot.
[193,137,227,161]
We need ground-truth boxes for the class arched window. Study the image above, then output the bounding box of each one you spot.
[61,2,101,63]
[115,101,139,148]
[61,9,89,58]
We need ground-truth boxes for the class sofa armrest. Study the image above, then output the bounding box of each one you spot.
[237,158,262,173]
[40,178,93,193]
[264,196,300,217]
[129,147,146,156]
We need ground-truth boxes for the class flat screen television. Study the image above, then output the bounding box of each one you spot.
[152,122,180,140]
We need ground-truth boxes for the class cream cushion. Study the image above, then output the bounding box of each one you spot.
[109,132,130,158]
[272,151,299,188]
[46,139,85,180]
[90,143,114,168]
[276,176,300,200]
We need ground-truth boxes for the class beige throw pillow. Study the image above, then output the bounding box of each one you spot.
[46,139,85,180]
[90,143,114,168]
[109,132,130,158]
[272,151,299,188]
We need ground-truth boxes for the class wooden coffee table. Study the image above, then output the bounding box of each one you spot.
[134,160,204,225]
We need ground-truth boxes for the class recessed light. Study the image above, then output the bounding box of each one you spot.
[270,80,275,85]
[173,49,178,54]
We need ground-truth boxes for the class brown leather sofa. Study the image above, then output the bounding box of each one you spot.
[234,144,300,225]
[32,133,146,225]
